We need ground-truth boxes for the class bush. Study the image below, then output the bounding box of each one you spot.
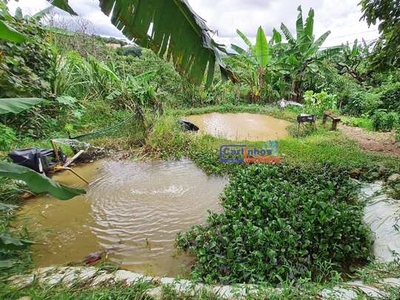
[378,82,400,114]
[372,110,399,131]
[341,116,374,131]
[303,91,337,116]
[0,124,16,151]
[341,90,382,117]
[177,165,372,284]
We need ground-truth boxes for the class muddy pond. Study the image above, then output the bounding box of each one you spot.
[17,159,227,277]
[185,113,291,141]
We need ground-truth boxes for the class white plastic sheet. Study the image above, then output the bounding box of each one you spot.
[361,182,400,262]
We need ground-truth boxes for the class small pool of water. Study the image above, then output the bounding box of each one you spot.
[185,113,291,141]
[16,159,227,277]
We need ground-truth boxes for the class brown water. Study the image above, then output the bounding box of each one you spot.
[186,113,291,141]
[16,159,227,277]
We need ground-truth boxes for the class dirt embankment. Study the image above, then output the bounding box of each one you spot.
[339,124,400,157]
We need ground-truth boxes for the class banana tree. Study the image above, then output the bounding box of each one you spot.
[46,0,232,87]
[277,6,336,101]
[230,27,279,102]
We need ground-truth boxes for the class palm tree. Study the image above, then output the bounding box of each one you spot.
[45,0,231,86]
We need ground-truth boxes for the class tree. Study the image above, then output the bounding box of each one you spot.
[277,6,336,101]
[46,0,232,86]
[230,27,278,102]
[360,0,400,70]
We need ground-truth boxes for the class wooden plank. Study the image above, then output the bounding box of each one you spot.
[63,150,85,167]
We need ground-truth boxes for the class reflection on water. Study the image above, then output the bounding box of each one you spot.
[16,159,227,277]
[185,113,291,141]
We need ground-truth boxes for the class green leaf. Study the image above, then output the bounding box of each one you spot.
[254,26,269,68]
[0,162,86,200]
[0,19,26,43]
[0,234,33,251]
[0,259,15,269]
[280,23,295,45]
[236,29,254,52]
[314,31,331,48]
[0,98,44,115]
[231,44,247,55]
[102,0,229,86]
[47,0,77,15]
[272,28,282,44]
[56,95,77,106]
[304,8,315,40]
[296,6,304,40]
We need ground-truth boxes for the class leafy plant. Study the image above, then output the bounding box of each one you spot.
[372,110,399,131]
[177,165,372,284]
[303,90,337,116]
[0,98,44,115]
[47,0,233,86]
[0,124,16,151]
[0,162,85,200]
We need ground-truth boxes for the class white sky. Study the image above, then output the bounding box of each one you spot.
[7,0,379,48]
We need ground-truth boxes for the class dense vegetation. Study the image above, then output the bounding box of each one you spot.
[1,0,400,298]
[177,165,372,284]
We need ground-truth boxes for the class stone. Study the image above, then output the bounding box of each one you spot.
[388,174,400,182]
[146,287,163,300]
[320,287,358,299]
[8,275,35,288]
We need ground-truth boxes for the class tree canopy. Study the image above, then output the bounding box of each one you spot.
[360,0,400,70]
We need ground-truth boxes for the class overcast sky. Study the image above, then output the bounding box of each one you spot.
[7,0,379,48]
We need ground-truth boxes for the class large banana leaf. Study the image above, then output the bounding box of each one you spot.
[49,0,77,15]
[0,98,44,115]
[0,162,86,200]
[254,27,269,68]
[0,19,26,43]
[47,0,230,86]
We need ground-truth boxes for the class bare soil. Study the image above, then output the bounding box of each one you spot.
[339,124,400,157]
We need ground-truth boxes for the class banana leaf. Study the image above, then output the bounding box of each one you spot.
[0,162,86,200]
[0,98,44,115]
[47,0,231,86]
[0,19,26,43]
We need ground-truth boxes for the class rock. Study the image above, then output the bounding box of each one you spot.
[388,174,400,182]
[146,287,163,300]
[320,287,358,299]
[9,275,35,288]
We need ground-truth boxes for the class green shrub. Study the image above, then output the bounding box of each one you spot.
[177,165,372,284]
[341,116,374,131]
[303,91,337,116]
[341,90,382,117]
[0,124,16,151]
[378,82,400,114]
[372,110,399,131]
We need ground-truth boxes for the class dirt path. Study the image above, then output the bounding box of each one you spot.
[339,124,400,157]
